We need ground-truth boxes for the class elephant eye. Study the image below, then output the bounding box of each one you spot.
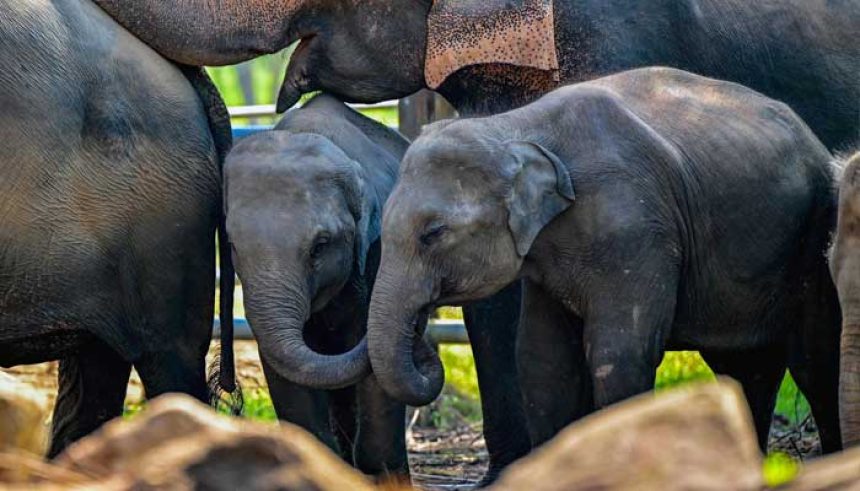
[310,235,330,259]
[420,224,448,246]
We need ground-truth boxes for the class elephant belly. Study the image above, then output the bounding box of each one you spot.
[668,279,795,351]
[0,326,94,367]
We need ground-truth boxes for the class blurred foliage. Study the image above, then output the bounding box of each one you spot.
[239,389,278,422]
[763,452,801,488]
[435,306,464,320]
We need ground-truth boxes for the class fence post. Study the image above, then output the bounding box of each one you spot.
[398,90,456,139]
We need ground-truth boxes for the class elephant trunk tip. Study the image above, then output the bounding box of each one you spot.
[277,80,303,113]
[369,310,445,407]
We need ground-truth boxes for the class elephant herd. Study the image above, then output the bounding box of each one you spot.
[1,0,859,486]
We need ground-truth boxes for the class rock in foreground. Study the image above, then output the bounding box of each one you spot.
[0,371,49,456]
[32,394,377,491]
[491,379,764,491]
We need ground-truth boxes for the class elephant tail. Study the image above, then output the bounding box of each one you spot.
[177,64,243,414]
[207,217,244,416]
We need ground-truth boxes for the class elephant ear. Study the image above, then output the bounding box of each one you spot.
[425,0,560,89]
[504,141,575,257]
[339,161,381,277]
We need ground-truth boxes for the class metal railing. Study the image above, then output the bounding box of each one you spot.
[228,100,399,119]
[214,318,469,345]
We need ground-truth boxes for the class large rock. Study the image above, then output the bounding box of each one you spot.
[50,394,380,491]
[786,446,860,490]
[0,371,49,455]
[490,379,764,491]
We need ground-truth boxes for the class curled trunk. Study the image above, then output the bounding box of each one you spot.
[244,277,370,390]
[367,269,444,406]
[842,321,860,446]
[91,0,310,66]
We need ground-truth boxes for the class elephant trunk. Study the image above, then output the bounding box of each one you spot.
[244,275,370,390]
[91,0,311,66]
[842,320,860,446]
[367,263,444,407]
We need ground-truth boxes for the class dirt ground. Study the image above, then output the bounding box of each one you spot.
[1,340,821,490]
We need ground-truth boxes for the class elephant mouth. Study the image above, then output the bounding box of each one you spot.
[293,34,316,59]
[277,34,319,112]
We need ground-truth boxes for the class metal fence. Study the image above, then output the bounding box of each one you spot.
[214,318,469,344]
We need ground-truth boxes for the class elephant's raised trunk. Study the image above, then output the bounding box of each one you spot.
[91,0,311,66]
[368,265,444,407]
[244,275,370,390]
[842,321,860,446]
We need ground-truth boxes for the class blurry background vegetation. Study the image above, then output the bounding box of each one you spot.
[200,59,807,483]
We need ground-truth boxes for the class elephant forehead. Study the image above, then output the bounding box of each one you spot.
[425,0,560,89]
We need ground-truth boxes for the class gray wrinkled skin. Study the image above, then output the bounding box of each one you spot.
[368,68,842,455]
[0,0,227,456]
[224,94,409,479]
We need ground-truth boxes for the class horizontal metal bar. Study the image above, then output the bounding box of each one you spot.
[213,318,469,345]
[228,100,399,119]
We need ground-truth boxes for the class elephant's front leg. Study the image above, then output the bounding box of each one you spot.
[583,288,676,410]
[260,354,338,453]
[462,280,532,485]
[517,279,592,448]
[352,373,409,483]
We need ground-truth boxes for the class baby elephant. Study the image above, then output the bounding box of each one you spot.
[830,152,860,447]
[224,94,408,479]
[367,67,842,453]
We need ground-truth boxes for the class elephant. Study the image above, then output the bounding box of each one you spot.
[223,94,408,480]
[0,0,236,456]
[92,0,859,479]
[366,67,843,454]
[830,152,860,447]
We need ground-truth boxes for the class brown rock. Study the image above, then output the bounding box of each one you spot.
[54,394,379,491]
[786,446,860,490]
[0,372,49,455]
[490,379,763,491]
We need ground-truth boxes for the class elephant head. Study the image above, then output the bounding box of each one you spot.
[91,0,559,111]
[367,122,574,405]
[224,131,381,389]
[831,152,860,446]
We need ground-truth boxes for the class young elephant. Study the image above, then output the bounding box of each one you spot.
[367,67,842,453]
[830,152,860,447]
[224,94,408,479]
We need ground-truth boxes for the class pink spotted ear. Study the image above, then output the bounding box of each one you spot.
[425,0,560,89]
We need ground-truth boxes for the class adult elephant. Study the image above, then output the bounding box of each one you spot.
[0,0,235,456]
[93,0,860,480]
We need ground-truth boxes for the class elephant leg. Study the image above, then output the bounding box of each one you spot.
[788,278,843,454]
[328,386,358,466]
[701,346,786,451]
[49,339,131,458]
[353,374,409,482]
[583,284,676,410]
[462,280,531,485]
[135,346,209,403]
[260,354,338,453]
[517,279,592,448]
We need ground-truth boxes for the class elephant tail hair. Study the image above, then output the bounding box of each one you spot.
[208,348,244,416]
[207,205,243,416]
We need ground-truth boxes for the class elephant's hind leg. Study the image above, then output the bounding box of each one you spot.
[701,346,786,452]
[49,338,131,458]
[788,276,843,454]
